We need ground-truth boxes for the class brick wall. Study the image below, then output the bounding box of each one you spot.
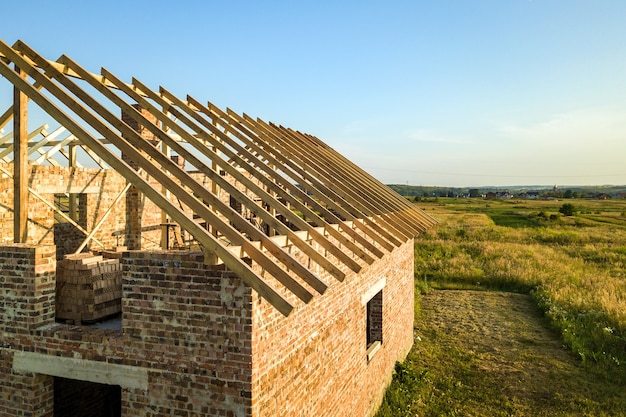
[250,239,415,417]
[0,163,174,256]
[0,244,56,334]
[120,250,253,416]
[0,350,54,417]
[0,246,256,417]
[0,244,56,417]
[0,236,415,417]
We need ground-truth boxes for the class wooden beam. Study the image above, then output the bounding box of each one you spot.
[199,99,391,257]
[277,126,417,237]
[0,124,47,161]
[221,106,398,253]
[51,56,324,297]
[147,85,368,272]
[0,39,294,316]
[0,106,13,131]
[13,64,28,243]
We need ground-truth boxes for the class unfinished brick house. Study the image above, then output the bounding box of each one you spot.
[0,39,436,417]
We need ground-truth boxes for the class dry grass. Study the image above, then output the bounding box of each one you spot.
[375,197,626,417]
[414,198,626,368]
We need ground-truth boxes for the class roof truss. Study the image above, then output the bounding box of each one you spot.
[0,39,436,316]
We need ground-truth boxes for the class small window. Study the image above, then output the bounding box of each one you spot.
[366,289,383,360]
[53,193,87,226]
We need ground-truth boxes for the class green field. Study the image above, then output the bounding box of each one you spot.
[376,197,626,416]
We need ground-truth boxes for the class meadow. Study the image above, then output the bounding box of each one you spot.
[376,197,626,416]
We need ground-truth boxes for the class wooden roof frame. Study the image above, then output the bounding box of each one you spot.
[0,39,437,316]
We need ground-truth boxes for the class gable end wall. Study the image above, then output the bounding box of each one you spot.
[251,239,415,417]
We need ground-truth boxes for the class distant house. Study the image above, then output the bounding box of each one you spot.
[496,191,513,199]
[525,191,540,200]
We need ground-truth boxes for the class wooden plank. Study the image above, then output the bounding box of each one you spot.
[224,107,399,252]
[241,114,405,247]
[151,85,369,272]
[278,126,418,237]
[109,70,363,276]
[13,64,28,243]
[57,58,327,295]
[297,129,437,231]
[0,40,294,316]
[197,98,391,257]
[0,106,13,131]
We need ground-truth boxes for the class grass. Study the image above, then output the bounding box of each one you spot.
[376,197,626,416]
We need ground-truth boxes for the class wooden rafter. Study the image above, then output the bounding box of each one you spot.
[0,38,437,316]
[156,87,367,272]
[108,71,365,274]
[196,99,391,257]
[75,65,349,281]
[238,113,407,246]
[0,39,294,316]
[294,129,437,231]
[278,126,423,236]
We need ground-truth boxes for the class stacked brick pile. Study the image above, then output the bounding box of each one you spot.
[56,252,122,324]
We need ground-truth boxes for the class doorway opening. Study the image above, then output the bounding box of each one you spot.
[54,376,121,417]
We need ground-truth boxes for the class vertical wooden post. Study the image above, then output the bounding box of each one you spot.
[160,137,170,249]
[13,65,28,243]
[68,144,77,221]
[210,117,220,239]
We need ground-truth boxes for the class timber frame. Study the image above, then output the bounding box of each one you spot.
[0,39,436,316]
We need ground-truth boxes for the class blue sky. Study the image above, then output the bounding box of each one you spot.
[1,0,625,186]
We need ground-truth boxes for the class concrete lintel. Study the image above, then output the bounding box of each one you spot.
[361,278,386,306]
[12,351,148,390]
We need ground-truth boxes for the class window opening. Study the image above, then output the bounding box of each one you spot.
[366,289,383,349]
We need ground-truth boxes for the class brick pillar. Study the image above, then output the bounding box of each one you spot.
[0,244,56,416]
[121,105,160,250]
[0,244,56,334]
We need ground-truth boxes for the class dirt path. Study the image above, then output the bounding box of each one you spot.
[412,290,622,416]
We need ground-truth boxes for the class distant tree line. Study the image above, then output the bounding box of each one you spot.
[388,184,626,200]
